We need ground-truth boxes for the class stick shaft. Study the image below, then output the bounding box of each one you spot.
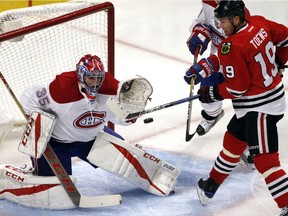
[185,47,200,141]
[126,94,200,119]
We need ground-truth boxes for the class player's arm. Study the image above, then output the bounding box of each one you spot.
[186,1,217,55]
[268,20,288,75]
[20,83,51,116]
[197,48,250,103]
[184,54,220,85]
[217,53,250,99]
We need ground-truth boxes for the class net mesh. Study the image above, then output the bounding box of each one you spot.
[0,1,113,125]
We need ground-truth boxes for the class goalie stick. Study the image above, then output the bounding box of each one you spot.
[125,94,200,119]
[185,47,200,142]
[0,72,122,208]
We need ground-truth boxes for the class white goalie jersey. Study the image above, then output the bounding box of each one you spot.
[20,71,129,143]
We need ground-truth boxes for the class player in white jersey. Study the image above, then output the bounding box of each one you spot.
[185,0,227,136]
[185,0,254,165]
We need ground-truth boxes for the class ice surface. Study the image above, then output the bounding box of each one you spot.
[0,1,288,215]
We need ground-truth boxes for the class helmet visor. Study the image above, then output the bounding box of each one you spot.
[77,65,105,94]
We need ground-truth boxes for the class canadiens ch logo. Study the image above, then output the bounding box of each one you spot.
[73,111,106,129]
[221,42,232,55]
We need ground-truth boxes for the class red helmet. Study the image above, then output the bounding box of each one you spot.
[76,54,105,101]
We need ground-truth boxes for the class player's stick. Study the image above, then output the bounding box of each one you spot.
[126,94,200,119]
[0,72,122,208]
[185,47,200,142]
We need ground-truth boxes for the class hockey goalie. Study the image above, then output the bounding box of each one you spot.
[0,54,180,210]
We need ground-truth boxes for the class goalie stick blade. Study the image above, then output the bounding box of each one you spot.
[185,131,197,142]
[79,194,122,208]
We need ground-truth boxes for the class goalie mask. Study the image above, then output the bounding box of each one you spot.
[76,54,105,101]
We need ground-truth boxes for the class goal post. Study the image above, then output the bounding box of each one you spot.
[0,1,115,125]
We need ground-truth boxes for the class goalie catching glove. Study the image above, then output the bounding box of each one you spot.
[107,76,153,120]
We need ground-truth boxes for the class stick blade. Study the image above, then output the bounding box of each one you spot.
[185,131,197,142]
[79,194,122,208]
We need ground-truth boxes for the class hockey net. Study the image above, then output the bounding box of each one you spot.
[0,0,114,125]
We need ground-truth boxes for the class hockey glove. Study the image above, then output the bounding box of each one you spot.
[275,55,287,78]
[186,23,211,55]
[184,55,219,85]
[106,76,153,120]
[197,85,223,103]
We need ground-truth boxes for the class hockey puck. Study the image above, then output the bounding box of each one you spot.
[144,118,154,124]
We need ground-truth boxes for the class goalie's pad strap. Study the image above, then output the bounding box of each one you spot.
[87,131,180,196]
[18,110,56,158]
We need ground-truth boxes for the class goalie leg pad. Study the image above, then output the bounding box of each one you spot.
[87,131,180,196]
[0,163,76,209]
[18,110,56,159]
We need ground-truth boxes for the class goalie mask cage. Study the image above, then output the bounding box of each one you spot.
[0,1,114,125]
